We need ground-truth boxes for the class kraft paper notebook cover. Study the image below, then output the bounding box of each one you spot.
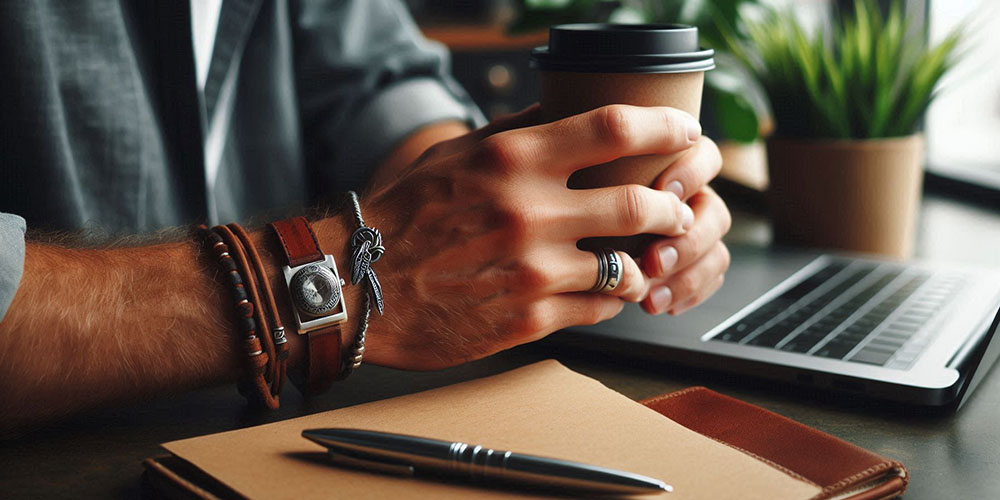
[143,360,908,499]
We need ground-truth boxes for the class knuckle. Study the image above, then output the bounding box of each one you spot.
[672,196,688,231]
[661,109,686,145]
[619,184,650,233]
[718,199,733,235]
[673,272,699,299]
[478,134,527,173]
[494,203,534,246]
[584,305,606,326]
[718,243,732,272]
[510,258,551,292]
[702,137,723,177]
[514,303,548,336]
[598,105,635,150]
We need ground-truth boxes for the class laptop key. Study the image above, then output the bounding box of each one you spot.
[814,339,857,359]
[850,347,895,366]
[780,336,823,353]
[868,337,906,350]
[716,322,755,342]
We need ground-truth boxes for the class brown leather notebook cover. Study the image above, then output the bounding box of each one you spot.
[640,388,907,500]
[142,361,907,499]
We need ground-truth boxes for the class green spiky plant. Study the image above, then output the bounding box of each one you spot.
[725,0,961,139]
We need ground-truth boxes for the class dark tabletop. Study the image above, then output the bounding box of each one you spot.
[1,186,998,499]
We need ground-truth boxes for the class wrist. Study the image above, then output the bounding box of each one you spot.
[249,214,361,372]
[312,214,367,353]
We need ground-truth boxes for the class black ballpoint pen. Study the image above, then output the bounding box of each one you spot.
[302,428,672,496]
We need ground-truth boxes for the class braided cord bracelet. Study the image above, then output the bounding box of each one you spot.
[340,190,384,378]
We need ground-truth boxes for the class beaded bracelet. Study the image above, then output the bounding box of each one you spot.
[213,224,283,408]
[228,222,289,396]
[197,225,278,409]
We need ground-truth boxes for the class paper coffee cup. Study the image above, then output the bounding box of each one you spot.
[530,24,714,255]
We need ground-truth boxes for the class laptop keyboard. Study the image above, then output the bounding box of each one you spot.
[711,259,964,369]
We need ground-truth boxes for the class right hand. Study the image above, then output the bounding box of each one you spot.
[360,104,703,370]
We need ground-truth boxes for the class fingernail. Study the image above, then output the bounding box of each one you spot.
[681,203,694,230]
[657,245,678,275]
[651,286,673,313]
[685,117,702,143]
[664,181,684,199]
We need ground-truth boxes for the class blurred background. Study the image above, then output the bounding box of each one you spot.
[404,0,1000,199]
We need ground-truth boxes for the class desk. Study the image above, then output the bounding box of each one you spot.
[1,189,997,499]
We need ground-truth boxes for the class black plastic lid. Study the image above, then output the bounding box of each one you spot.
[530,23,715,74]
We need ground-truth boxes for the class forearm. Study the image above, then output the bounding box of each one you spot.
[368,120,470,188]
[0,216,362,432]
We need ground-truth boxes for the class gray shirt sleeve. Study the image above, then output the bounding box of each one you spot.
[291,0,486,191]
[0,213,27,322]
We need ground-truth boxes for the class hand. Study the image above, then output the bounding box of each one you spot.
[359,104,707,370]
[640,138,731,316]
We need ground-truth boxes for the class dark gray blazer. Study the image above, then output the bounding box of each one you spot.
[0,0,482,318]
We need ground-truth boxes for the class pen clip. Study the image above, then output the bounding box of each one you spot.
[326,451,416,477]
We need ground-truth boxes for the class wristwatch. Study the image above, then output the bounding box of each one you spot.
[270,216,346,396]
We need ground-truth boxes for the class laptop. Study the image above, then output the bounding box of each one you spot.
[559,245,1000,410]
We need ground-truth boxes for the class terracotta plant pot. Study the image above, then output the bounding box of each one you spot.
[766,135,924,259]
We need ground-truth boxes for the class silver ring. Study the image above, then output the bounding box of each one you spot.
[589,250,607,292]
[601,248,622,292]
[589,249,622,293]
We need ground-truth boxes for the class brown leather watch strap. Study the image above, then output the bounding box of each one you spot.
[302,327,341,396]
[269,216,343,396]
[271,217,325,267]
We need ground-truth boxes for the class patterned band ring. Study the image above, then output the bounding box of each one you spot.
[600,248,622,292]
[589,249,608,293]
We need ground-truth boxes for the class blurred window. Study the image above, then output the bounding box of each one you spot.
[925,0,1000,191]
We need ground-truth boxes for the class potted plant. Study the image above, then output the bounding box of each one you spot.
[725,0,961,258]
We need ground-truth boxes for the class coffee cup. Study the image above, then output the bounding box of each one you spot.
[530,24,714,255]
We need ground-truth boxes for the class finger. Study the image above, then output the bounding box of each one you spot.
[521,293,626,343]
[484,104,701,177]
[562,184,694,239]
[554,249,649,302]
[471,103,542,140]
[642,187,731,279]
[672,274,725,316]
[652,136,723,200]
[642,241,731,315]
[428,104,543,159]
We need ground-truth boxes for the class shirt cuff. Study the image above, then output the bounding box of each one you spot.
[0,213,27,322]
[333,77,486,190]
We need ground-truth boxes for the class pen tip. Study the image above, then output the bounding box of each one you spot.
[660,483,674,493]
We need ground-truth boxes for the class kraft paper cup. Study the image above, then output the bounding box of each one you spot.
[531,24,714,256]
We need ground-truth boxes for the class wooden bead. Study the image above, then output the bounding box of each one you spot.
[235,300,253,318]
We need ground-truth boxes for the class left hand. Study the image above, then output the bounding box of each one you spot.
[639,137,732,315]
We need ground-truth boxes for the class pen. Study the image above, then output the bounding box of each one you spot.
[302,428,672,496]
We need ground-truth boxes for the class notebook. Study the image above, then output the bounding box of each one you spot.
[143,360,907,499]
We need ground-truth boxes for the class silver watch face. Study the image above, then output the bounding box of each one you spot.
[290,264,342,317]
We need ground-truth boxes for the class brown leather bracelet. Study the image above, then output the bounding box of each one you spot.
[213,224,281,409]
[196,225,276,409]
[228,222,289,396]
[269,216,345,396]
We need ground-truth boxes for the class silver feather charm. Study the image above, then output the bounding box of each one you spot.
[351,238,371,285]
[350,225,385,314]
[367,267,384,315]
